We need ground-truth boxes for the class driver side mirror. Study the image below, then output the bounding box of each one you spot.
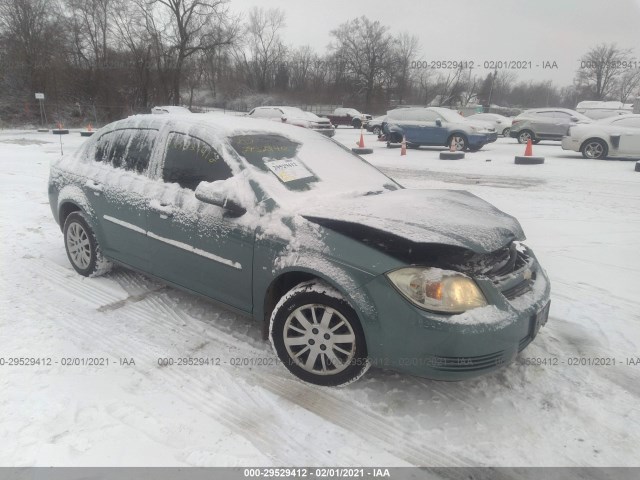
[281,115,287,123]
[435,119,442,127]
[195,180,246,216]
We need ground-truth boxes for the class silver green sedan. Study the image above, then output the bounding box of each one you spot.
[48,114,551,386]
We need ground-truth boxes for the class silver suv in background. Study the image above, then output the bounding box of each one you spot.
[509,108,592,144]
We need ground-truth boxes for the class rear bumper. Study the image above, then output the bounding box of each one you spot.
[561,136,580,152]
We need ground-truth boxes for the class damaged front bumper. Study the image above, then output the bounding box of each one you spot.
[358,246,551,380]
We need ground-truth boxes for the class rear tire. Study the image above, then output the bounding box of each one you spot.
[581,138,608,160]
[269,281,369,387]
[352,119,362,129]
[63,212,112,277]
[372,126,381,136]
[502,127,511,137]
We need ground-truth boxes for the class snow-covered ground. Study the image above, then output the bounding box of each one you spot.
[1,126,639,467]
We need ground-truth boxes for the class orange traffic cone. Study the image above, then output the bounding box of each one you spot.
[87,123,93,132]
[57,122,62,129]
[356,128,365,148]
[524,139,533,156]
[401,136,407,156]
[515,138,544,164]
[450,137,457,153]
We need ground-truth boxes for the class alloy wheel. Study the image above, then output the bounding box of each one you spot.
[283,304,357,376]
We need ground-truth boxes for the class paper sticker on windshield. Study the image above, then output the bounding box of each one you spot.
[265,159,314,183]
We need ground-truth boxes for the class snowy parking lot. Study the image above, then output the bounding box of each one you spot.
[1,126,639,467]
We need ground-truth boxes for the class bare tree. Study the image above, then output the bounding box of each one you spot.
[147,0,237,104]
[330,16,395,110]
[242,7,286,93]
[393,32,419,104]
[0,0,62,92]
[617,68,640,104]
[65,0,112,68]
[576,43,631,100]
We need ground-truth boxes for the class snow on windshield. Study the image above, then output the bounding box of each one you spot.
[229,133,399,209]
[436,109,466,122]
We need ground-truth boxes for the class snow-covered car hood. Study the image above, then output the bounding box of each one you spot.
[301,189,524,254]
[463,120,496,132]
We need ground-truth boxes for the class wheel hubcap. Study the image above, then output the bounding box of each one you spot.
[585,142,603,158]
[520,132,531,142]
[66,222,92,269]
[283,304,356,375]
[453,136,464,150]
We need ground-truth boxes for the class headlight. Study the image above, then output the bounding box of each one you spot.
[386,267,487,313]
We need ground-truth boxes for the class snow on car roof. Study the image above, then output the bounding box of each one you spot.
[117,113,323,140]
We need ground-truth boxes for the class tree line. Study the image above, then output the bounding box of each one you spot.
[1,0,639,125]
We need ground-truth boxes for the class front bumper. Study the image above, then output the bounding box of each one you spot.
[358,249,551,380]
[468,132,497,149]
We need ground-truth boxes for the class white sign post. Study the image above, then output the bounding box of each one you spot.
[34,93,46,128]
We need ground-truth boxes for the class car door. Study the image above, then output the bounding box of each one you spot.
[529,111,556,138]
[146,131,255,312]
[549,111,574,138]
[85,128,157,270]
[611,118,640,156]
[396,110,442,144]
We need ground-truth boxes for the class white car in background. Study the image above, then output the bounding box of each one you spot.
[247,106,335,137]
[561,114,640,159]
[467,113,513,137]
[151,106,192,114]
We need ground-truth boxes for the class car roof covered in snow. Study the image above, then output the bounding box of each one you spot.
[112,113,323,141]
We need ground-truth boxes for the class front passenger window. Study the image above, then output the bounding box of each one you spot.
[162,133,233,190]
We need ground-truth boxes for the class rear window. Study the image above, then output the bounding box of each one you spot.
[94,128,158,173]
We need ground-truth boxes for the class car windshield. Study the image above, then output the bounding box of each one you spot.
[229,133,399,207]
[281,107,307,118]
[570,111,592,122]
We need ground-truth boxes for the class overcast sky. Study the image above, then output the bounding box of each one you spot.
[232,0,640,86]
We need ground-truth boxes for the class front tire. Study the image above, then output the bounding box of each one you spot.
[269,281,369,387]
[447,134,467,151]
[372,126,381,136]
[63,211,112,277]
[518,130,535,144]
[581,138,608,159]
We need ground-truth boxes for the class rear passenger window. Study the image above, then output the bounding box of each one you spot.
[162,133,233,190]
[94,128,157,173]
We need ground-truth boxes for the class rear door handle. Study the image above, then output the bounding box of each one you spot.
[85,180,103,195]
[150,201,174,218]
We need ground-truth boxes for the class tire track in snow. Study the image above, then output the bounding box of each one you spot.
[24,257,474,466]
